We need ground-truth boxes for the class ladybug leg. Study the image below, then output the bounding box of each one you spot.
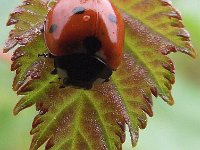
[104,78,110,82]
[38,52,55,58]
[49,81,59,84]
[59,77,72,88]
[51,56,58,75]
[40,26,44,33]
[48,53,55,58]
[98,67,112,83]
[49,81,64,89]
[38,53,49,58]
[51,68,57,75]
[50,79,66,88]
[84,83,93,90]
[49,79,66,89]
[63,78,70,86]
[59,84,65,89]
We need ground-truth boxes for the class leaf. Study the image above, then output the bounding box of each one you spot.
[109,0,196,145]
[11,35,48,91]
[112,53,154,146]
[29,84,126,150]
[4,0,197,150]
[3,0,49,52]
[111,0,196,57]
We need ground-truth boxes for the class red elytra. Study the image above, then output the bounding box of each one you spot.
[44,0,124,70]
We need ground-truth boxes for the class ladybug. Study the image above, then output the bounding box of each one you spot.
[44,0,124,89]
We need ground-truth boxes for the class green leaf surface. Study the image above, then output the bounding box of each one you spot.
[3,0,49,52]
[4,0,197,150]
[111,0,196,57]
[11,35,48,91]
[29,84,126,150]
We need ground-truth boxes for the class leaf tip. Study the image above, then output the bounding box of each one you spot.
[29,136,45,150]
[160,93,174,106]
[130,131,139,148]
[181,42,198,58]
[3,48,9,53]
[167,99,174,106]
[165,93,175,106]
[13,104,23,115]
[29,143,37,150]
[167,96,175,106]
[3,38,18,53]
[13,98,34,115]
[189,48,198,58]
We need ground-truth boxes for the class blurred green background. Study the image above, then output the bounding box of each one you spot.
[0,0,200,150]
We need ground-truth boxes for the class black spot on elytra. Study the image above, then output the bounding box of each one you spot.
[72,7,85,14]
[49,24,57,33]
[108,14,117,23]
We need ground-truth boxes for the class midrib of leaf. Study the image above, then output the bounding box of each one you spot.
[52,95,93,150]
[84,92,114,150]
[77,132,92,149]
[31,91,82,150]
[70,98,92,150]
[72,132,92,150]
[124,39,168,98]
